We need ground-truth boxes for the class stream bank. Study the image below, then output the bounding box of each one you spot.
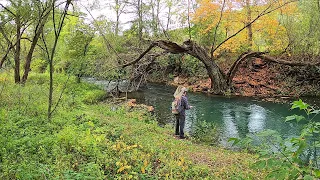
[149,58,320,101]
[1,72,270,179]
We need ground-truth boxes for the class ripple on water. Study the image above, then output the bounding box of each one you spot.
[85,82,307,147]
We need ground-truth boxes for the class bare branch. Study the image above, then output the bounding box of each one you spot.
[226,51,320,86]
[80,3,122,61]
[226,51,266,85]
[50,73,71,116]
[212,0,298,54]
[121,43,156,68]
[0,26,15,49]
[41,31,50,61]
[0,45,13,69]
[0,3,16,16]
[211,0,226,59]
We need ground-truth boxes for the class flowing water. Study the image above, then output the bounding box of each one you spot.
[126,83,309,146]
[84,77,318,147]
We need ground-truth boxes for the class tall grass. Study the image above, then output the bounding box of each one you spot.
[0,72,265,179]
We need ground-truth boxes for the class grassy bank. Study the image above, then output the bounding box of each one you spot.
[0,72,266,179]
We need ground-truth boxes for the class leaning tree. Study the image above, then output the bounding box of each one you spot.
[120,0,319,94]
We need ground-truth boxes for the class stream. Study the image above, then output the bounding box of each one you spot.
[126,84,307,147]
[84,78,318,147]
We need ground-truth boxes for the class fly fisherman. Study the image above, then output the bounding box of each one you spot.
[173,86,192,139]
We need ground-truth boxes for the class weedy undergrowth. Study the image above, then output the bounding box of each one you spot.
[229,99,320,179]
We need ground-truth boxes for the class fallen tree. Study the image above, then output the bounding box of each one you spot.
[122,40,227,94]
[122,40,320,94]
[118,0,320,94]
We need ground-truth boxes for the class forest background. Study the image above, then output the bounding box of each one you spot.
[1,0,319,97]
[1,0,320,179]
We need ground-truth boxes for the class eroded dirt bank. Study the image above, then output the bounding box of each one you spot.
[150,58,320,99]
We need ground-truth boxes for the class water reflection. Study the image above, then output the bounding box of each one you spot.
[248,104,266,133]
[122,83,302,146]
[221,107,239,143]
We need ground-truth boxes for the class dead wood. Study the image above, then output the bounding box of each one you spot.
[259,54,320,66]
[227,51,320,86]
[121,40,227,94]
[121,38,319,95]
[227,52,265,86]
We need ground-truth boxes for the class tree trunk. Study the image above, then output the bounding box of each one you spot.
[183,41,227,94]
[138,0,143,41]
[14,16,21,83]
[48,0,71,120]
[115,0,119,36]
[166,6,171,32]
[22,13,49,83]
[245,0,253,50]
[122,40,228,94]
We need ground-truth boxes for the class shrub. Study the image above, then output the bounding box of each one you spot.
[191,120,220,145]
[30,59,47,73]
[229,99,320,179]
[82,90,107,104]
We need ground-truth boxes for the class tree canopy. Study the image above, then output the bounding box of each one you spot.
[0,0,319,94]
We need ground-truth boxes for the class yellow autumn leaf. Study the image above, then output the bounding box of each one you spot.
[117,166,125,173]
[141,167,145,174]
[116,161,120,166]
[131,144,138,148]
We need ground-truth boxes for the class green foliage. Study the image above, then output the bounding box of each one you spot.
[165,54,207,78]
[282,1,320,56]
[229,99,320,179]
[30,58,47,73]
[82,90,107,104]
[2,72,258,179]
[0,72,274,179]
[181,55,207,77]
[191,120,220,145]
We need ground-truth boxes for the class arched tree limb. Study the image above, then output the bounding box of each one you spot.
[121,43,157,68]
[121,40,188,68]
[227,51,320,86]
[258,54,320,66]
[227,52,266,86]
[212,0,298,54]
[121,40,227,94]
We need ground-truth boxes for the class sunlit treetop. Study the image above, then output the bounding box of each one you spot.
[191,0,299,54]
